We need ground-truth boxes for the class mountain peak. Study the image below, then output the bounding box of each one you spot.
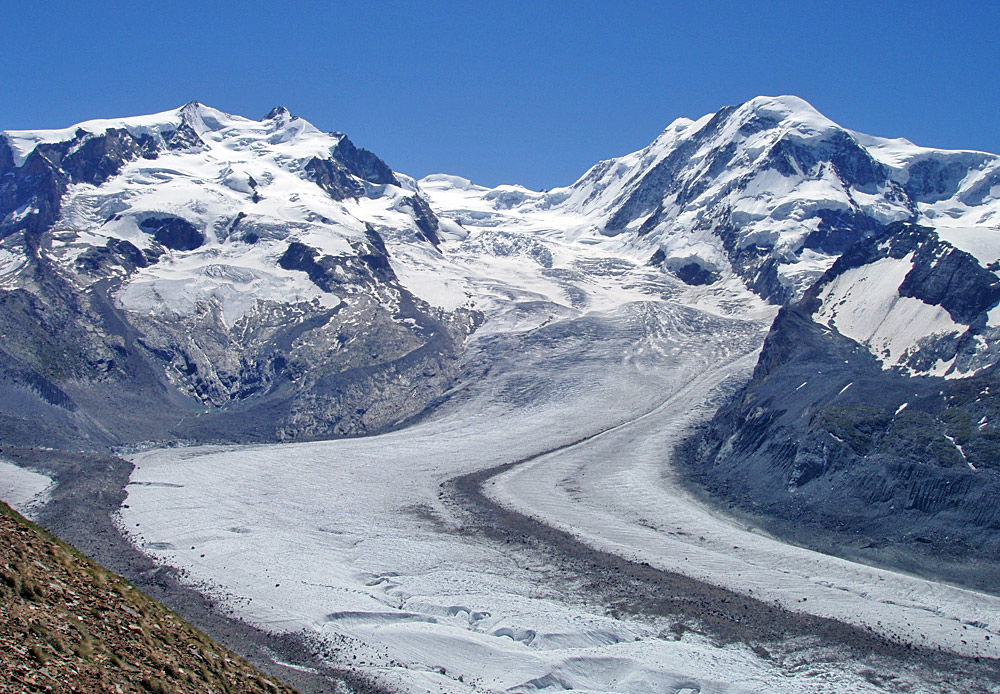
[742,94,821,114]
[175,101,236,135]
[264,106,291,121]
[731,94,838,138]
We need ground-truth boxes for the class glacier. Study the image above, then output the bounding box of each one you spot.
[2,95,1000,692]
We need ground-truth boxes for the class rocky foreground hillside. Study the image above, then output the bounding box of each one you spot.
[0,499,297,694]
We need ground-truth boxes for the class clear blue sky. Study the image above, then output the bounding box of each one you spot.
[2,1,997,190]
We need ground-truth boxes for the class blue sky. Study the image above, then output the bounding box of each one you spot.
[2,1,997,189]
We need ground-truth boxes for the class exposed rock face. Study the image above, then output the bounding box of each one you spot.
[0,128,163,240]
[76,238,151,277]
[304,134,400,200]
[397,194,442,247]
[139,216,205,251]
[802,222,1000,325]
[304,156,372,200]
[798,222,1000,377]
[0,137,14,172]
[330,134,398,186]
[278,228,395,293]
[671,260,718,286]
[162,119,204,151]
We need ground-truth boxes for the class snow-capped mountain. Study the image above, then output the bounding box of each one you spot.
[423,95,999,305]
[0,100,445,298]
[0,102,480,446]
[416,98,1000,584]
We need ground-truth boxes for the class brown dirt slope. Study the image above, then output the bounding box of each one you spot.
[0,500,297,694]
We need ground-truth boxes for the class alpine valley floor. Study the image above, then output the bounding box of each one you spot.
[109,296,1000,694]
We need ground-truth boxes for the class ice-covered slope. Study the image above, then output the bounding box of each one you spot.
[808,222,1000,378]
[1,101,442,309]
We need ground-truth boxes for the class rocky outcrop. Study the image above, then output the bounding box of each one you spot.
[802,222,1000,325]
[278,227,396,294]
[1,128,160,240]
[138,217,205,251]
[0,136,15,173]
[76,238,153,277]
[330,134,398,186]
[398,194,441,247]
[305,135,399,201]
[797,222,1000,376]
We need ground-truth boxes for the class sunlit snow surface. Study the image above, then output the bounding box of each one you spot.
[24,102,438,324]
[814,253,964,375]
